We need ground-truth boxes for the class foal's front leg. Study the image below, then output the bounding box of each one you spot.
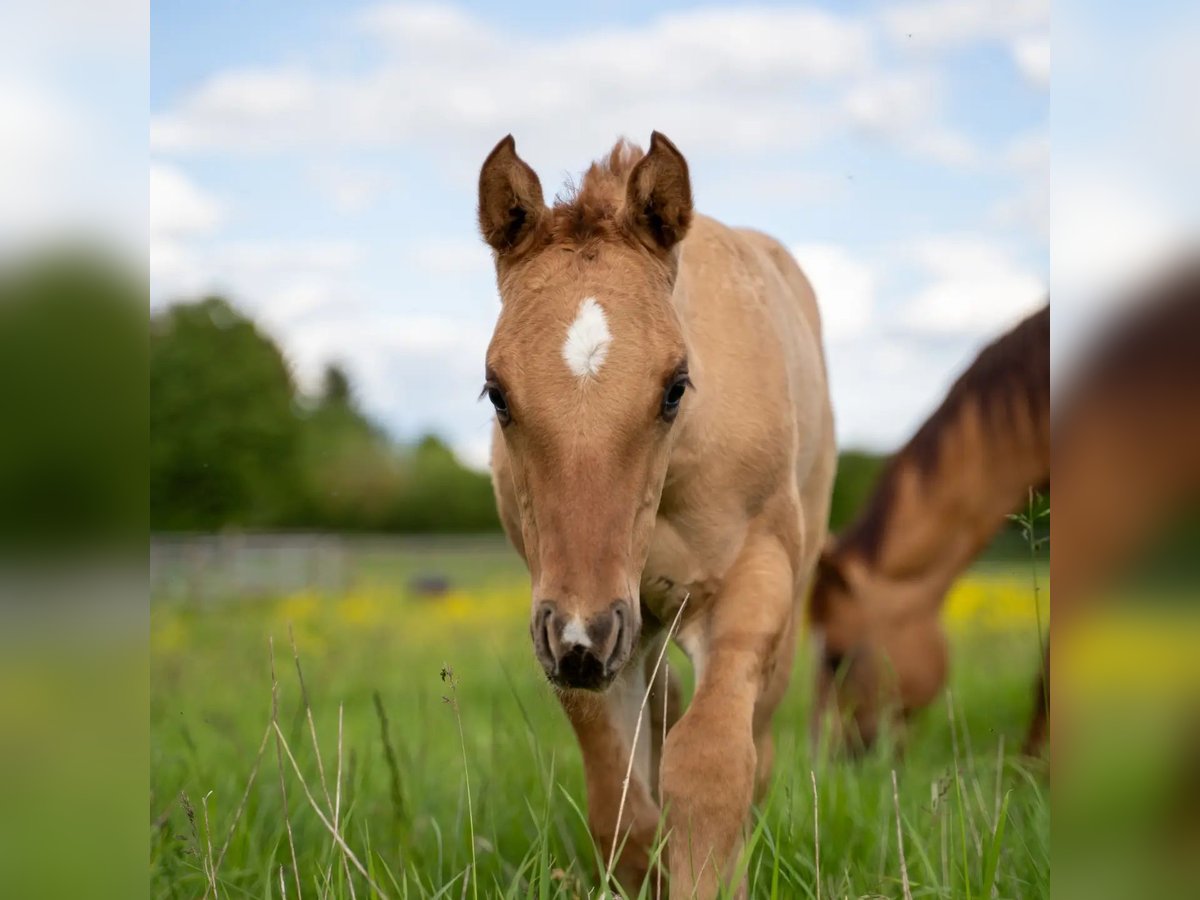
[560,655,662,894]
[661,534,794,899]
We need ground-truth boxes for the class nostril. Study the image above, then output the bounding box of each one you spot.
[605,604,627,674]
[532,602,556,665]
[541,612,554,656]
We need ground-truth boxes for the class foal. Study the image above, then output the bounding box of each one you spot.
[478,133,835,897]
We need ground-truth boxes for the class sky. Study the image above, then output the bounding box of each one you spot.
[0,2,1193,471]
[144,0,1059,469]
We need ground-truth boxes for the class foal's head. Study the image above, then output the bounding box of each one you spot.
[477,133,694,691]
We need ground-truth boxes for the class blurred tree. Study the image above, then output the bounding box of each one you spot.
[320,363,353,406]
[298,363,404,530]
[150,297,303,529]
[827,450,886,534]
[0,247,146,551]
[390,435,499,533]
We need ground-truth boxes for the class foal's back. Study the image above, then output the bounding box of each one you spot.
[670,214,836,576]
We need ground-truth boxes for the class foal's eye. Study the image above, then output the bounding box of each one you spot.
[661,374,689,421]
[484,384,511,425]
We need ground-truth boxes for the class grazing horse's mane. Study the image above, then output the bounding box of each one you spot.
[548,139,647,244]
[838,303,1051,562]
[1066,260,1200,406]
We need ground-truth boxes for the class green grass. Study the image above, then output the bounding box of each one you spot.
[150,549,1049,899]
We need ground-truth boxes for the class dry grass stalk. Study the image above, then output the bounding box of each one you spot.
[891,769,913,900]
[273,720,390,898]
[288,625,357,898]
[181,790,220,896]
[336,701,356,900]
[201,790,220,899]
[811,770,821,900]
[656,662,670,900]
[605,592,690,885]
[270,636,305,900]
[207,720,272,897]
[372,690,406,827]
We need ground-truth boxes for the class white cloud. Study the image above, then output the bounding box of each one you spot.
[0,80,81,220]
[884,0,1049,49]
[791,243,876,342]
[1012,34,1051,87]
[309,164,392,214]
[990,130,1050,239]
[0,75,142,252]
[825,333,966,450]
[899,235,1046,336]
[0,0,146,61]
[1003,131,1049,173]
[150,163,223,237]
[406,237,493,278]
[150,4,973,167]
[843,70,978,165]
[1052,170,1186,306]
[150,236,364,315]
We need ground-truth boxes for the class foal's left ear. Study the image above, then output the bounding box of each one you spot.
[624,131,694,254]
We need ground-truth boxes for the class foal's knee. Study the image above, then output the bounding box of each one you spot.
[660,712,757,882]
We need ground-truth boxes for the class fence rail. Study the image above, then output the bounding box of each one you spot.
[150,532,514,602]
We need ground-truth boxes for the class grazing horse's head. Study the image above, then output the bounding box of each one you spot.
[809,546,948,752]
[477,133,694,691]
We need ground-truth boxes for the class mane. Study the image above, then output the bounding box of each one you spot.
[548,139,645,245]
[838,303,1051,562]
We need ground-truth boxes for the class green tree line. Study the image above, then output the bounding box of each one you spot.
[149,294,1046,551]
[150,296,498,532]
[149,295,900,535]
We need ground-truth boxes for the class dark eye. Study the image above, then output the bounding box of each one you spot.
[661,375,688,421]
[485,384,511,425]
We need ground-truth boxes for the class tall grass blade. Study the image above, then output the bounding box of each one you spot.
[981,790,1011,899]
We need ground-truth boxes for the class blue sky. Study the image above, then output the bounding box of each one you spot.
[149,0,1052,467]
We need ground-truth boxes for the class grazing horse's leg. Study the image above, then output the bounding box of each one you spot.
[561,653,662,895]
[661,532,795,899]
[1022,641,1050,758]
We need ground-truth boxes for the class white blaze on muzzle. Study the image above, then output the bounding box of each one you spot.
[561,615,592,648]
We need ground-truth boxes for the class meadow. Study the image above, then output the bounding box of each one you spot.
[150,540,1050,899]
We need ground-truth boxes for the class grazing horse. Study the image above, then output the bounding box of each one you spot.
[809,305,1050,752]
[478,133,836,897]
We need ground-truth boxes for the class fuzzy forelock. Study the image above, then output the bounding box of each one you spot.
[548,139,645,245]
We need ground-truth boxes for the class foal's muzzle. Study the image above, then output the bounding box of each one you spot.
[532,599,635,690]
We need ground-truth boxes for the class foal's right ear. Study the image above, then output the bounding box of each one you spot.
[478,135,547,255]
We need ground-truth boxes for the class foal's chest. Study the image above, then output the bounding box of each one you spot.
[638,514,741,626]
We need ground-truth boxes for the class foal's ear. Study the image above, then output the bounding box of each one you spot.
[624,131,694,254]
[478,135,547,255]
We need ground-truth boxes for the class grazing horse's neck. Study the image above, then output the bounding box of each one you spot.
[841,308,1051,615]
[867,417,1046,606]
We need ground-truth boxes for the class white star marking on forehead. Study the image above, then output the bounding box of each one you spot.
[562,297,611,378]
